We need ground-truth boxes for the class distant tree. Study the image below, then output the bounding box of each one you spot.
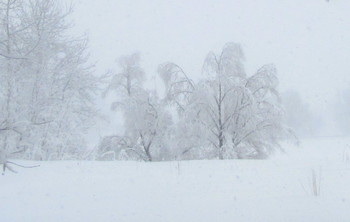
[105,53,145,100]
[102,53,172,161]
[160,43,285,159]
[281,90,316,138]
[333,90,350,135]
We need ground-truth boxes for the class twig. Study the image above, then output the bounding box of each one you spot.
[6,161,40,168]
[2,161,40,175]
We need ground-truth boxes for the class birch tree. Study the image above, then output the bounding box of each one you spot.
[160,43,285,159]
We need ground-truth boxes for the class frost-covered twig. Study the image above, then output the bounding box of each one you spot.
[2,160,40,175]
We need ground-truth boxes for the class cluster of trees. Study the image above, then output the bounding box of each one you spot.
[0,0,99,161]
[0,0,288,162]
[98,43,287,161]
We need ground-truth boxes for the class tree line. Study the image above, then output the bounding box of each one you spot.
[0,0,289,162]
[97,44,288,161]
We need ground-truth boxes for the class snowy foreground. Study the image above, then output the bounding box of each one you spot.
[2,137,350,222]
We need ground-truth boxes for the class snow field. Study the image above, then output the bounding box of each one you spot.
[1,137,350,222]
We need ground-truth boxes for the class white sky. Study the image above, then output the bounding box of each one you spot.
[69,0,350,137]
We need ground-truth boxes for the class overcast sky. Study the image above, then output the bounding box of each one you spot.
[69,0,350,137]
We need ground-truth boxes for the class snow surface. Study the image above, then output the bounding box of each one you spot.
[2,137,350,222]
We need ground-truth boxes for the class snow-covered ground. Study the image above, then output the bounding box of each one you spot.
[2,137,350,222]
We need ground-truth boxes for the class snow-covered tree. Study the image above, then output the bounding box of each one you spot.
[0,0,100,160]
[123,91,172,161]
[160,43,285,159]
[333,90,350,135]
[101,53,172,161]
[105,53,145,100]
[158,63,195,113]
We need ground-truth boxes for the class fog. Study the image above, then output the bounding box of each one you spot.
[68,0,350,138]
[2,1,350,221]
